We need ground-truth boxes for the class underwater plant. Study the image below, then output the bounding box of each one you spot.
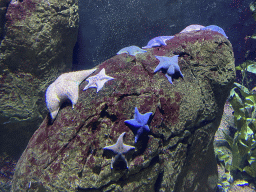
[216,60,256,191]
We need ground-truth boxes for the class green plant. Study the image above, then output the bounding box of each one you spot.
[215,60,256,191]
[220,61,256,174]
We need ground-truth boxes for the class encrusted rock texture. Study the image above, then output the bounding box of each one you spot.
[11,30,235,192]
[0,0,78,158]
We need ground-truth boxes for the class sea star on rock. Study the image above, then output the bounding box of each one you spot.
[142,36,175,49]
[124,107,153,143]
[83,68,114,92]
[103,132,135,169]
[154,55,184,84]
[117,45,147,56]
[201,25,228,38]
[45,68,97,121]
[179,24,205,33]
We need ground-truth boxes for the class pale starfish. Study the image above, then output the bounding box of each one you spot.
[45,68,97,121]
[117,46,147,56]
[83,68,114,92]
[103,132,135,169]
[180,24,205,33]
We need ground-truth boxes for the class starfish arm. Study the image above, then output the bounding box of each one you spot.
[167,65,175,76]
[83,82,97,91]
[165,74,173,84]
[169,55,179,64]
[134,127,144,143]
[134,126,150,143]
[134,135,139,143]
[111,157,114,169]
[124,119,142,134]
[140,112,153,125]
[160,36,175,44]
[202,25,228,38]
[174,65,184,78]
[154,56,171,72]
[117,46,146,56]
[103,144,118,152]
[122,144,135,153]
[65,86,79,108]
[142,38,159,48]
[96,80,106,92]
[179,71,184,78]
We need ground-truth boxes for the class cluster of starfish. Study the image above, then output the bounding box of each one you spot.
[117,45,184,84]
[103,107,153,169]
[44,23,228,170]
[45,68,114,121]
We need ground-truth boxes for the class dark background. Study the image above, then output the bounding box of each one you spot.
[73,0,256,82]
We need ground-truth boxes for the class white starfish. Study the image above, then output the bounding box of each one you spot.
[83,68,114,92]
[180,24,205,33]
[103,132,135,169]
[45,68,97,121]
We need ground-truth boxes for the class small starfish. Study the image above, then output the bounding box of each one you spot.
[201,25,228,38]
[124,107,153,143]
[180,24,205,33]
[83,68,114,92]
[154,55,183,84]
[103,132,135,169]
[142,36,175,49]
[45,68,97,121]
[117,45,147,56]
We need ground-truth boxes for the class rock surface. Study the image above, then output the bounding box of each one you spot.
[0,0,79,158]
[11,30,235,192]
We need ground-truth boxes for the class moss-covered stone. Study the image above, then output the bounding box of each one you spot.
[11,30,235,192]
[0,0,79,159]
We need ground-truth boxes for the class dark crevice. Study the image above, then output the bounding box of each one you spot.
[100,103,117,122]
[43,116,92,171]
[78,147,93,178]
[77,186,101,192]
[0,0,11,42]
[116,93,140,102]
[154,170,164,192]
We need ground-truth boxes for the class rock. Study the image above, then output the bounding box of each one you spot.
[11,30,235,192]
[0,0,79,158]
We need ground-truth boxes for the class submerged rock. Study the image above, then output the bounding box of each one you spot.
[11,30,235,192]
[0,0,79,159]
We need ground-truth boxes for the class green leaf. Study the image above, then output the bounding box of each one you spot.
[244,164,256,177]
[233,180,249,186]
[247,64,256,74]
[222,130,234,148]
[235,65,243,71]
[250,35,256,40]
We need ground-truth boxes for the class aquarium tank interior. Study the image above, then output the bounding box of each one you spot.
[1,0,256,191]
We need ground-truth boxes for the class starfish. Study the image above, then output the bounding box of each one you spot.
[154,55,184,84]
[103,132,135,169]
[201,25,228,38]
[45,68,97,121]
[142,36,175,49]
[124,107,153,143]
[180,24,205,33]
[117,45,147,56]
[83,68,114,92]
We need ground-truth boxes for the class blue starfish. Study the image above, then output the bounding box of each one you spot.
[142,36,175,49]
[103,132,135,169]
[201,25,228,38]
[124,107,153,143]
[154,55,184,84]
[117,45,147,56]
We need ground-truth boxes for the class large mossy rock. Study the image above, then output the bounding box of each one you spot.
[0,0,78,158]
[11,30,235,192]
